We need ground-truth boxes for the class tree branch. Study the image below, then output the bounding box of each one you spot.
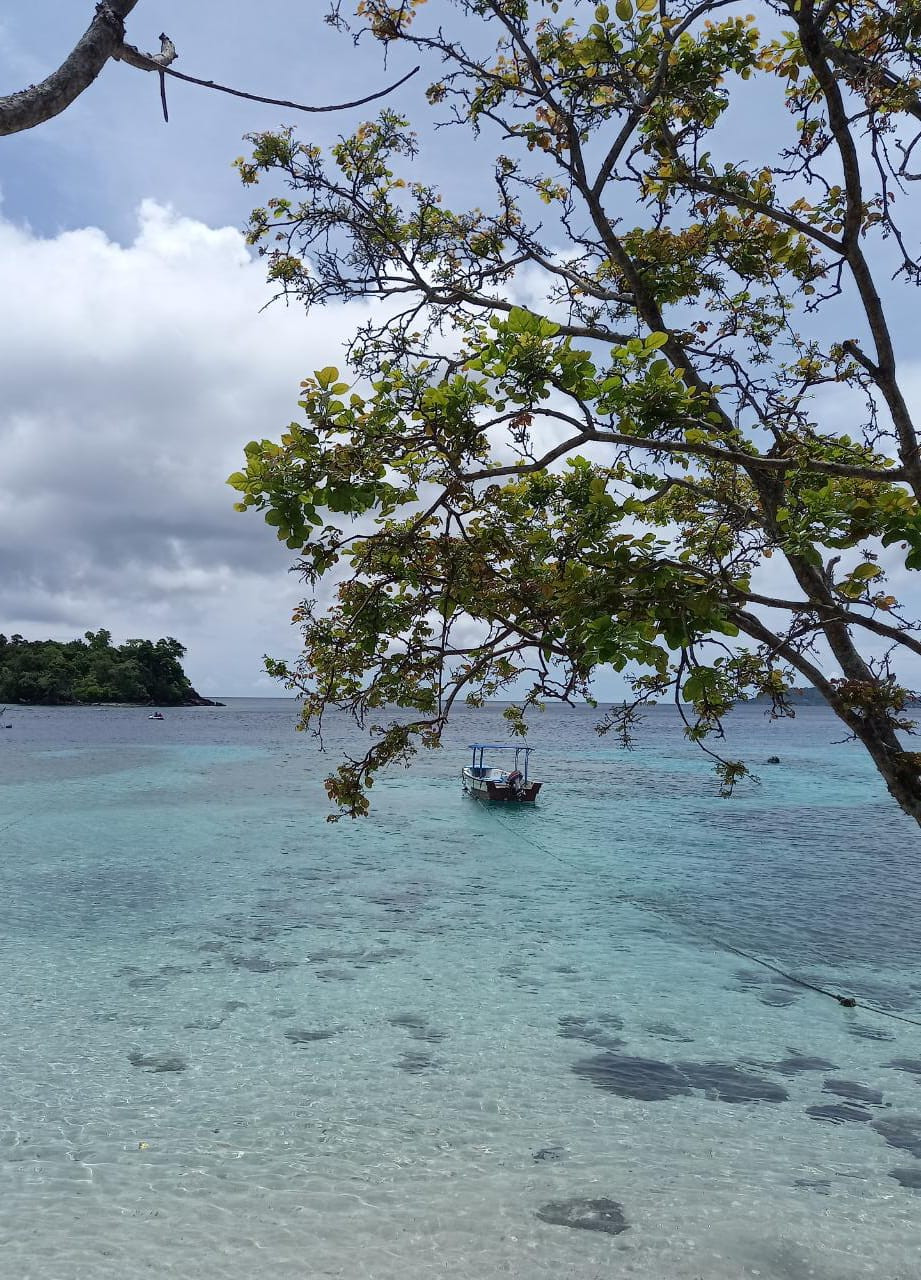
[730,607,843,704]
[461,424,905,485]
[797,10,921,501]
[0,1,140,136]
[821,36,921,127]
[737,589,921,660]
[118,45,421,117]
[0,2,419,138]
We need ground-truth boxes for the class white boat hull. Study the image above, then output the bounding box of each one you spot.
[461,766,541,803]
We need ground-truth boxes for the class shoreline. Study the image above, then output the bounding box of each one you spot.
[3,699,225,709]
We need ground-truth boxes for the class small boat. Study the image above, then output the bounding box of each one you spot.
[462,743,542,803]
[148,711,165,720]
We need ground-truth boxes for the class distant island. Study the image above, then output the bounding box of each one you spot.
[0,630,222,706]
[753,686,829,706]
[754,685,919,706]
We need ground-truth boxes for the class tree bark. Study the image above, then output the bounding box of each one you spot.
[0,1,142,137]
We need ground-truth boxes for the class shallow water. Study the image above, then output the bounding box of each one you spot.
[1,699,919,1279]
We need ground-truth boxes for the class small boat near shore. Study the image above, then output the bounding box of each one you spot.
[462,743,542,804]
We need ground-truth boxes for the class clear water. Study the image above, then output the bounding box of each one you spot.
[1,699,919,1279]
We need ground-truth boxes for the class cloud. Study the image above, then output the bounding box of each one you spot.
[0,200,363,694]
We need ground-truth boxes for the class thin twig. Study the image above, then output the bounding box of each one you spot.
[119,44,419,115]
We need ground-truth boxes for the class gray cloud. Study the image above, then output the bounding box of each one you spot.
[2,4,919,699]
[0,201,361,694]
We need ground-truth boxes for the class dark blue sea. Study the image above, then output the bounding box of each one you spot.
[1,698,919,1279]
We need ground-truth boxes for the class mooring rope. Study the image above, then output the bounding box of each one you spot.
[0,809,34,836]
[478,797,921,1032]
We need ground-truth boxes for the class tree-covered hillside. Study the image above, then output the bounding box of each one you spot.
[0,630,217,705]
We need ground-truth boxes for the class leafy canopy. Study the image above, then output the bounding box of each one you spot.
[0,631,197,705]
[231,0,921,822]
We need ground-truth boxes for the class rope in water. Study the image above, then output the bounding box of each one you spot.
[480,797,921,1032]
[0,809,34,836]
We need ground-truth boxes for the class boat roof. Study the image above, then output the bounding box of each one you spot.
[468,743,533,751]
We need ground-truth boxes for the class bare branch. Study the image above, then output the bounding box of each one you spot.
[462,425,905,485]
[0,1,140,136]
[0,3,419,138]
[119,47,421,117]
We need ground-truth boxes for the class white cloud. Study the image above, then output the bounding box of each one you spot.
[0,200,364,695]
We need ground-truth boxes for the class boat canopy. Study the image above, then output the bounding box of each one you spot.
[467,743,533,780]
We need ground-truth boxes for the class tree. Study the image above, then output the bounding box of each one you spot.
[0,1,417,137]
[230,0,921,823]
[0,632,201,704]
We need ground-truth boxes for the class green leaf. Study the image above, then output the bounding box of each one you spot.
[683,672,703,703]
[507,307,533,333]
[712,619,740,637]
[315,366,340,389]
[615,0,633,19]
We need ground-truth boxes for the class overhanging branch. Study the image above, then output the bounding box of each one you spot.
[0,0,139,136]
[116,38,420,118]
[461,423,906,486]
[0,3,419,139]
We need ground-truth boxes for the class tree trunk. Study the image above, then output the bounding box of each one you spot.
[849,716,921,826]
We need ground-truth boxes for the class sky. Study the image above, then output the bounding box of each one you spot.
[1,2,919,699]
[0,0,431,696]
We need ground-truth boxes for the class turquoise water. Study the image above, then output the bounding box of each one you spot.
[1,699,919,1279]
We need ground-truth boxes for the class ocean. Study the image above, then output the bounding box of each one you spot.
[0,698,919,1279]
